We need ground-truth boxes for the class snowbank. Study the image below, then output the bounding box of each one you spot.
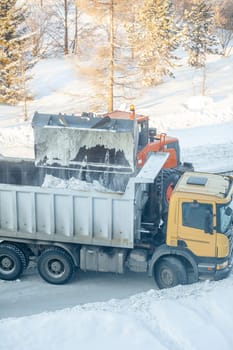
[1,276,233,350]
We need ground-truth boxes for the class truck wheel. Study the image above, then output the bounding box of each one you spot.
[0,243,25,280]
[38,247,75,284]
[154,257,187,289]
[13,243,31,269]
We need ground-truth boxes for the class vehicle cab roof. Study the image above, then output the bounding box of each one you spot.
[175,172,231,200]
[103,110,149,122]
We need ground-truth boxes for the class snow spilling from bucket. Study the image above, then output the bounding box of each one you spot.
[42,174,109,192]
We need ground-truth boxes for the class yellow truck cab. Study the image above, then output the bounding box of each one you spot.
[149,172,233,288]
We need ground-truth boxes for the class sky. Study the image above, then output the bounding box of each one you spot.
[0,50,233,349]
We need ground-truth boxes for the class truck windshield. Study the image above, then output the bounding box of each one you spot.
[217,199,233,234]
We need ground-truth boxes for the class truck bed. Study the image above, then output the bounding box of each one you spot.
[0,153,168,249]
[0,156,134,247]
[0,183,135,248]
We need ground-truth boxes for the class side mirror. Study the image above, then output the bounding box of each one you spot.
[204,210,213,234]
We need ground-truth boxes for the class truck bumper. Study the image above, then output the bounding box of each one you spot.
[214,265,232,280]
[215,250,233,280]
[198,252,233,281]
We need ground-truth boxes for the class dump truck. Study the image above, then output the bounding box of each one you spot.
[0,110,232,288]
[0,152,232,288]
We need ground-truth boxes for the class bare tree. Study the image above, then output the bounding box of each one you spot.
[79,0,140,112]
[29,0,76,56]
[47,0,96,56]
[73,2,79,54]
[64,0,69,54]
[213,0,233,56]
[25,2,53,57]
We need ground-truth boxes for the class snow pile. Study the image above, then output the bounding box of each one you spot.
[1,276,233,350]
[0,124,34,158]
[174,122,233,172]
[137,54,233,132]
[186,95,214,111]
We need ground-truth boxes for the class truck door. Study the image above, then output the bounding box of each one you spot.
[177,200,216,257]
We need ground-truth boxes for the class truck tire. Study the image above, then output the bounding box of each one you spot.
[0,243,26,280]
[38,247,75,285]
[154,256,187,289]
[13,243,31,269]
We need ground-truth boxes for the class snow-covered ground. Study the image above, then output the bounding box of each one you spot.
[1,274,233,350]
[0,52,233,349]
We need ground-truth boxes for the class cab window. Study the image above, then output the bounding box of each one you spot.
[167,141,180,163]
[182,202,213,230]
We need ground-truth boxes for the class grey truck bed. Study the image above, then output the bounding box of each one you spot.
[0,153,168,249]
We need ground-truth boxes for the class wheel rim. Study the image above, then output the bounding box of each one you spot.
[0,255,15,274]
[47,259,65,278]
[160,267,174,287]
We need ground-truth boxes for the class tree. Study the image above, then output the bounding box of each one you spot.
[182,0,219,67]
[49,0,74,55]
[127,0,179,87]
[213,0,233,56]
[72,1,79,54]
[28,0,76,56]
[0,0,32,104]
[171,0,192,19]
[25,1,52,58]
[79,0,138,112]
[26,0,91,57]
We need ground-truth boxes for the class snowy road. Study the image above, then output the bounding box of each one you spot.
[0,266,155,319]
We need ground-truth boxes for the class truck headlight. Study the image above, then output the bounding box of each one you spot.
[216,260,228,270]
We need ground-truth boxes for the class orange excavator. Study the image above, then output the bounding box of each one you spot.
[104,105,182,170]
[104,105,193,215]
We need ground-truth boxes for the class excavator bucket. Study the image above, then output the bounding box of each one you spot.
[32,112,138,190]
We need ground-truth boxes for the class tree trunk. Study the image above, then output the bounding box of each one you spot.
[73,3,78,55]
[20,53,28,121]
[201,65,206,96]
[108,0,114,112]
[64,0,69,55]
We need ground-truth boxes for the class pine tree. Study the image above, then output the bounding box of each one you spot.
[183,0,219,67]
[0,0,30,104]
[128,0,179,86]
